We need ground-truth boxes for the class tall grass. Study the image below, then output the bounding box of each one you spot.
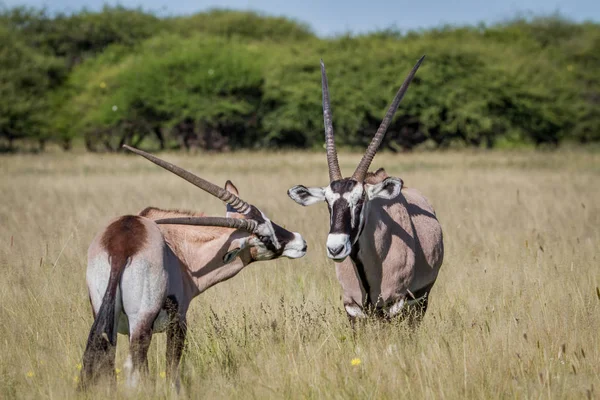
[0,149,598,399]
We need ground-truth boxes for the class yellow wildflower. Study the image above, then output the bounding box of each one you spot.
[567,65,574,72]
[26,370,35,378]
[115,368,121,375]
[100,82,107,89]
[76,363,82,371]
[160,371,166,379]
[351,358,361,366]
[73,376,79,383]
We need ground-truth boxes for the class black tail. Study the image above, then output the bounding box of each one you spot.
[79,256,128,389]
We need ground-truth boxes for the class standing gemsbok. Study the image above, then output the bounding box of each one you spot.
[287,56,443,325]
[81,145,306,390]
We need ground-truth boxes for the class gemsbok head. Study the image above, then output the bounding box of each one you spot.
[80,146,306,391]
[288,56,444,325]
[126,146,308,261]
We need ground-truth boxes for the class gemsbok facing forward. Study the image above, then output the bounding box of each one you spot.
[288,56,443,325]
[81,145,306,390]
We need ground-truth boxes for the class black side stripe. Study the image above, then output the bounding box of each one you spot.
[350,244,371,307]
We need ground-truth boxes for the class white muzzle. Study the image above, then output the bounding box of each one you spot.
[326,233,351,261]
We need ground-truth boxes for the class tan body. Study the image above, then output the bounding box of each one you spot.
[288,56,443,324]
[84,209,260,390]
[336,178,444,319]
[86,208,255,336]
[80,147,306,391]
[138,207,258,300]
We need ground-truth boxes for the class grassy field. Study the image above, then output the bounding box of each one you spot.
[0,149,599,399]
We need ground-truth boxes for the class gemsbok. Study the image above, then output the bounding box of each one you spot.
[287,56,443,325]
[81,145,307,390]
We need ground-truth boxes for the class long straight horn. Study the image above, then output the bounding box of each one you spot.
[155,217,258,232]
[123,145,251,214]
[321,59,342,182]
[351,55,425,182]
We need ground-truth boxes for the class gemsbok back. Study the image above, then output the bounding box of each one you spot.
[81,145,306,390]
[287,56,443,325]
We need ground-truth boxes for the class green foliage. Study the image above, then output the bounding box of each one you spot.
[259,30,582,149]
[0,6,599,151]
[0,6,160,67]
[0,26,67,149]
[166,9,314,41]
[57,35,266,151]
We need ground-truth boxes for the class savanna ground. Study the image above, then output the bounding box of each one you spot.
[0,149,599,399]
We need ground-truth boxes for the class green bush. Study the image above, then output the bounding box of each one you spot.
[0,6,160,67]
[1,6,598,152]
[166,9,314,42]
[57,35,266,151]
[259,30,582,149]
[0,27,67,150]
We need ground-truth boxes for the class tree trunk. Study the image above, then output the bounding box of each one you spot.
[62,138,72,151]
[154,126,165,150]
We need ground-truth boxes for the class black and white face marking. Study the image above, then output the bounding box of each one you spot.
[288,175,404,262]
[324,179,366,261]
[223,181,306,262]
[242,206,307,261]
[288,179,366,262]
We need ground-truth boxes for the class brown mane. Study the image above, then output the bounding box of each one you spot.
[365,168,389,185]
[364,168,407,188]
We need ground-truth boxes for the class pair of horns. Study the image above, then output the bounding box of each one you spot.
[322,55,425,182]
[123,145,258,233]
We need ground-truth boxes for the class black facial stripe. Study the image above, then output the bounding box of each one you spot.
[329,198,352,234]
[272,222,295,242]
[238,205,282,254]
[327,178,366,232]
[246,205,266,222]
[225,204,296,256]
[256,231,279,253]
[328,178,360,236]
[268,221,296,254]
[226,204,237,213]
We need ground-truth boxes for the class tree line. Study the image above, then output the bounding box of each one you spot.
[1,6,599,152]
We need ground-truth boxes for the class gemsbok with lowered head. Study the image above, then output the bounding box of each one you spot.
[288,56,443,325]
[81,145,306,390]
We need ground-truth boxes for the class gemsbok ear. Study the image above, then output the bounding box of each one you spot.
[223,237,249,264]
[365,177,403,200]
[225,180,242,217]
[224,180,239,196]
[287,185,326,206]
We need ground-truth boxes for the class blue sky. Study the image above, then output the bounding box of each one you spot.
[2,0,599,36]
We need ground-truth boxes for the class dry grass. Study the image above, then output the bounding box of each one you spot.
[0,149,599,399]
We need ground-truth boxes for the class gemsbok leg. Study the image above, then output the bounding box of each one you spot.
[120,254,168,387]
[165,295,187,391]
